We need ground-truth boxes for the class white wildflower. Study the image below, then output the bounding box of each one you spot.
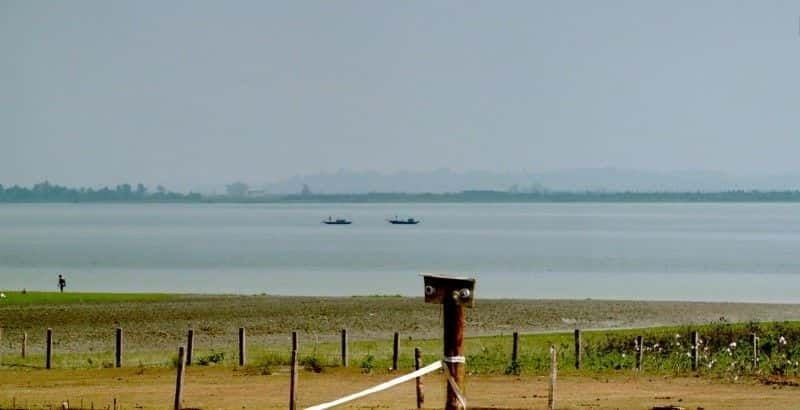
[729,342,737,348]
[779,336,787,345]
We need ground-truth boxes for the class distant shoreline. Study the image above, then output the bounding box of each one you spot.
[5,189,800,203]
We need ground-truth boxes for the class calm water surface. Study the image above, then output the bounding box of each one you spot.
[1,203,799,302]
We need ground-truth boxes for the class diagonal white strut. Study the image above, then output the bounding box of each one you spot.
[305,360,444,410]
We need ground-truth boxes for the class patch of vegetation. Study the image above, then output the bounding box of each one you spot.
[197,351,225,366]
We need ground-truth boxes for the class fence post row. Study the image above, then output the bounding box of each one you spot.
[574,329,581,370]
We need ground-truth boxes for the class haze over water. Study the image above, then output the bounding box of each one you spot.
[2,203,799,303]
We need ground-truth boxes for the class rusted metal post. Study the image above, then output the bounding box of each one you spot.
[574,329,581,370]
[115,328,123,368]
[548,345,557,410]
[751,333,758,372]
[392,332,400,371]
[414,347,424,409]
[635,335,643,371]
[46,328,52,369]
[289,349,298,410]
[186,329,194,366]
[512,332,519,363]
[423,273,475,410]
[239,327,246,366]
[341,329,348,367]
[691,331,698,371]
[174,346,185,410]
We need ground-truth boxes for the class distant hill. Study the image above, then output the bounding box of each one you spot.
[258,168,800,194]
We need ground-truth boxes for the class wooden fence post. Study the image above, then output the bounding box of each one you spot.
[289,349,298,410]
[635,335,643,371]
[574,329,581,370]
[174,346,185,410]
[751,333,758,372]
[341,329,348,367]
[512,332,519,363]
[690,331,698,371]
[415,347,424,409]
[22,332,27,358]
[292,331,298,352]
[115,328,123,368]
[422,273,475,410]
[239,327,246,366]
[548,345,557,410]
[392,332,399,371]
[0,326,3,365]
[46,328,52,369]
[186,329,194,366]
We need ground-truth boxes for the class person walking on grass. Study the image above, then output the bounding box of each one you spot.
[58,274,66,293]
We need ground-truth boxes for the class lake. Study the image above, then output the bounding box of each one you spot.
[1,202,799,302]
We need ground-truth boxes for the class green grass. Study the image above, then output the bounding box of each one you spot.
[0,291,174,305]
[3,322,800,380]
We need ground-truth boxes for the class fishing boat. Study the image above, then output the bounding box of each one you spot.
[387,216,420,225]
[322,216,352,225]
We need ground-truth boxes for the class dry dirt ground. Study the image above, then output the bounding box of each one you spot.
[1,366,799,410]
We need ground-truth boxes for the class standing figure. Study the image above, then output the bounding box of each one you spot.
[58,274,66,293]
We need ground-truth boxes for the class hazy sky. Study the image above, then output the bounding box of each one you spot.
[3,1,800,189]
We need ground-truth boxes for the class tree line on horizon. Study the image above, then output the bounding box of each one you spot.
[3,181,800,203]
[0,181,201,202]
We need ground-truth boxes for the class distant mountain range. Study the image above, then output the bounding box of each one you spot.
[251,168,800,195]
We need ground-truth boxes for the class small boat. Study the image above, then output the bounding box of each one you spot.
[388,216,420,225]
[322,216,352,225]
